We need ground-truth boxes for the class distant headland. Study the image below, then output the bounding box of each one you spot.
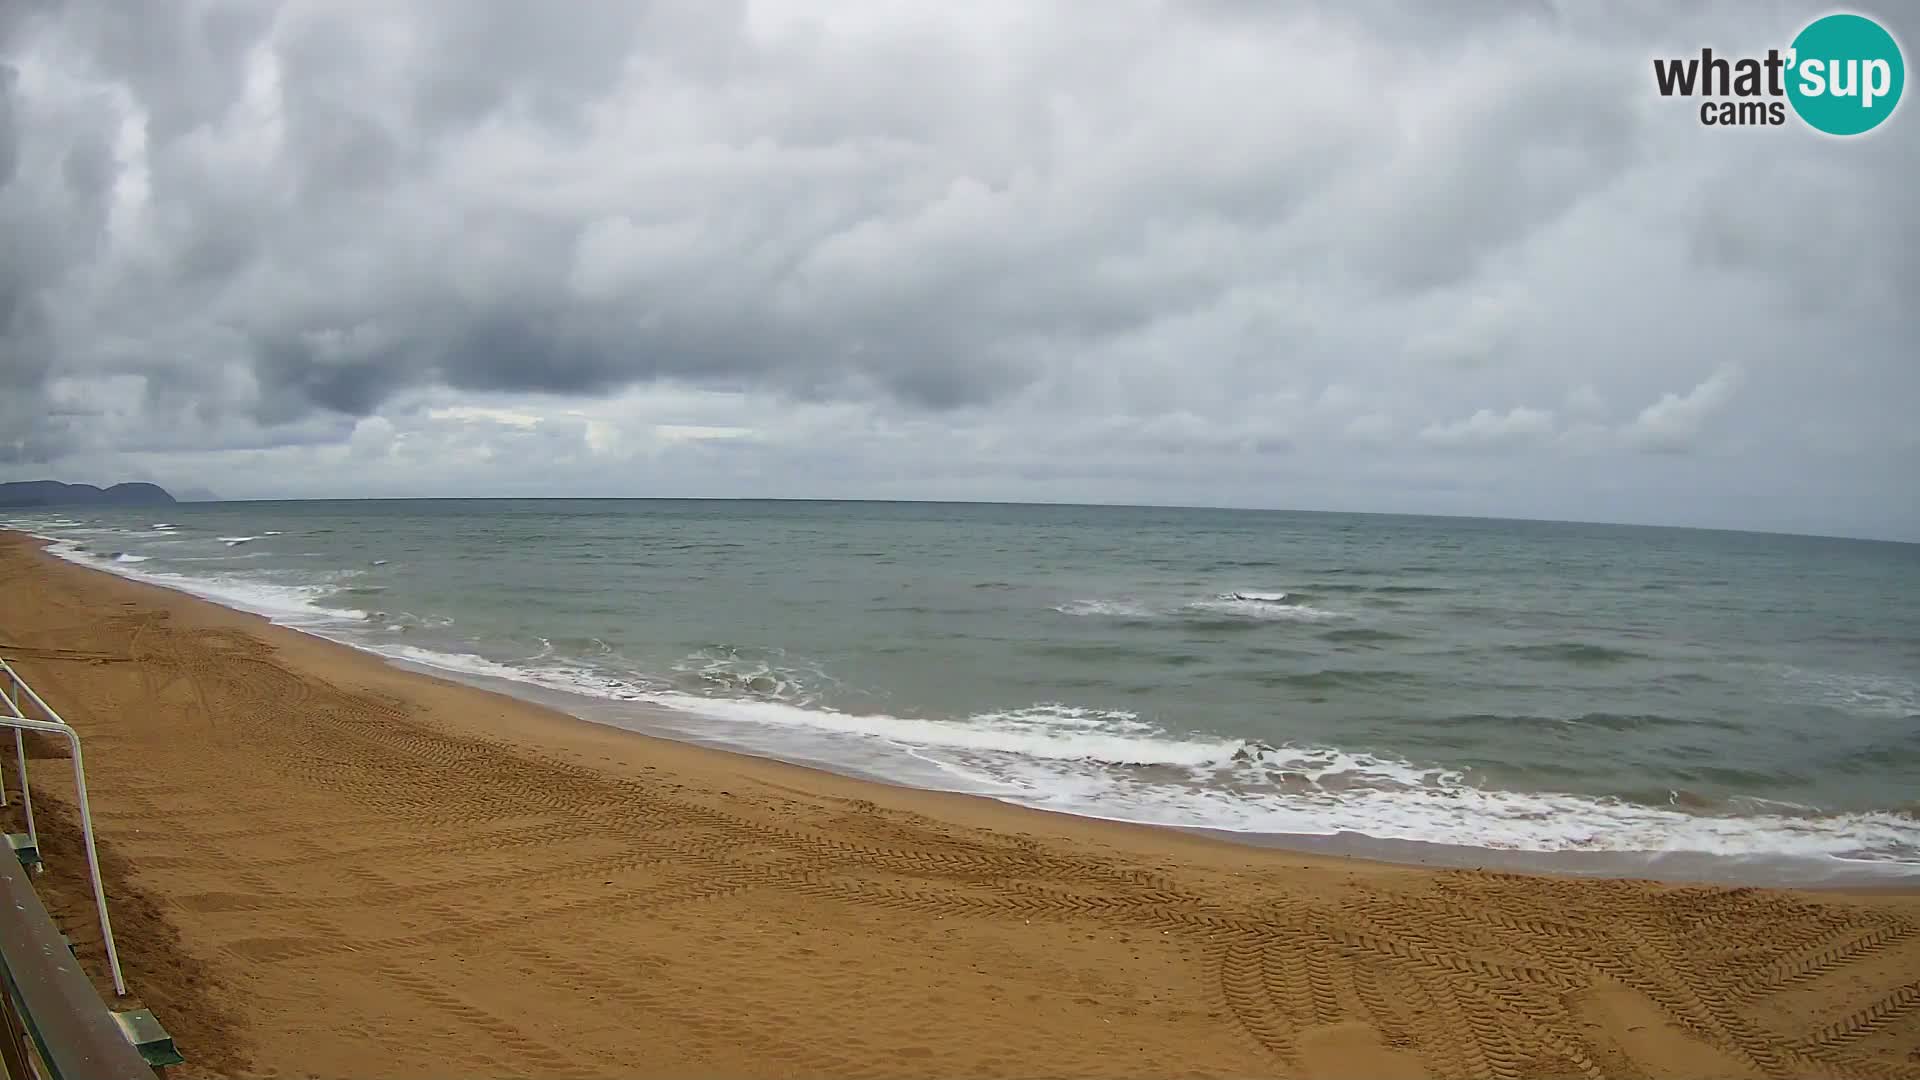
[0,480,180,507]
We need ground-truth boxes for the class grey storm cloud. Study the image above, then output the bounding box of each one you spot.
[1,0,1916,538]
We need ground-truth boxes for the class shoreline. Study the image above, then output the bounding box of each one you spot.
[17,525,1916,891]
[4,528,1919,1078]
[387,654,1920,891]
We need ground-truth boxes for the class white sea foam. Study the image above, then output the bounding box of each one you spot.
[375,644,656,701]
[670,647,841,703]
[1053,598,1157,618]
[165,576,367,623]
[975,753,1920,863]
[1056,591,1346,622]
[111,553,149,563]
[40,539,361,625]
[651,696,1242,766]
[378,646,535,682]
[219,535,261,546]
[1775,665,1918,718]
[620,691,1920,865]
[1186,595,1345,621]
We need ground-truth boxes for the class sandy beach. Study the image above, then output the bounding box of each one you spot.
[2,531,1916,1079]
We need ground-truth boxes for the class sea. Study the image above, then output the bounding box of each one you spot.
[8,499,1917,883]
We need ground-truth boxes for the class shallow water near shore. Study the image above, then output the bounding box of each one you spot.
[11,499,1918,880]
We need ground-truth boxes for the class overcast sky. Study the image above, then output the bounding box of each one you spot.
[2,1,1915,539]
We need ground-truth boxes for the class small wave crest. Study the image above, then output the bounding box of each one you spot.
[1053,598,1157,618]
[1185,594,1345,622]
[375,645,661,701]
[1320,627,1412,644]
[654,696,1239,767]
[1261,668,1425,691]
[369,610,455,634]
[1056,591,1346,622]
[1503,642,1646,665]
[1775,666,1918,719]
[669,645,836,704]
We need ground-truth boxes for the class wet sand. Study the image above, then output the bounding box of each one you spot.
[3,531,1917,1079]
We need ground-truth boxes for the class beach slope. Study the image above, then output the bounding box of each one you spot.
[2,533,1916,1079]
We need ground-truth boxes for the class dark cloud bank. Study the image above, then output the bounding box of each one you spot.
[1,1,1915,539]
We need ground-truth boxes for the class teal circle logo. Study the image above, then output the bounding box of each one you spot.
[1787,13,1904,135]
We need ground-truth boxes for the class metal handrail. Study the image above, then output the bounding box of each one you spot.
[0,659,126,997]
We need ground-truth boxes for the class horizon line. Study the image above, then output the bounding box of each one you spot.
[15,489,1908,547]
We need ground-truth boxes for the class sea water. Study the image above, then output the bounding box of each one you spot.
[11,499,1917,880]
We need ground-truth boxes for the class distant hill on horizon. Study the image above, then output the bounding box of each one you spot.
[0,480,178,507]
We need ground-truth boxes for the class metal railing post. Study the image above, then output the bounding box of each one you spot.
[0,660,127,997]
[13,728,35,864]
[0,671,10,808]
[65,739,124,1000]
